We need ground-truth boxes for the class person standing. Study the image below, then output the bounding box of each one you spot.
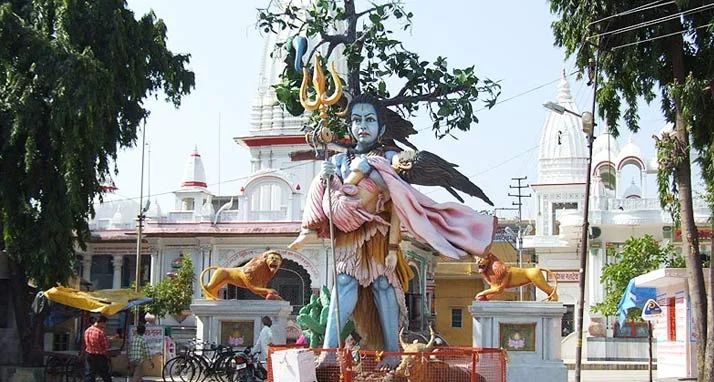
[252,316,273,363]
[128,325,154,382]
[83,315,111,382]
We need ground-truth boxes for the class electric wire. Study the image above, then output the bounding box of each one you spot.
[589,2,714,41]
[608,22,713,50]
[587,0,675,29]
[416,71,580,133]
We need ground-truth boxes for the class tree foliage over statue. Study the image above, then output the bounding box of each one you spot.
[549,1,714,378]
[257,0,500,139]
[0,0,194,364]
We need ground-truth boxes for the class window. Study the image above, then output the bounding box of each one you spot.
[551,202,578,235]
[562,304,574,336]
[91,255,113,290]
[451,308,463,328]
[53,333,70,351]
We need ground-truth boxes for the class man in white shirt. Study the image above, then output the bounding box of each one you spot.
[253,316,273,362]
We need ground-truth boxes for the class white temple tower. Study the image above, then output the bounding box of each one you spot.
[173,147,214,218]
[532,71,589,237]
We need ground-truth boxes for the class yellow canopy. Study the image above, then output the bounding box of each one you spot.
[43,286,149,316]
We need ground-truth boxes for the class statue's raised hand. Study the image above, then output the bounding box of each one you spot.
[320,160,336,180]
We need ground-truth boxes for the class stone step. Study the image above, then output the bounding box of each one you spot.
[564,360,656,370]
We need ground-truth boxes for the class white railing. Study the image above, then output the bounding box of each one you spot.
[214,210,241,223]
[246,210,288,221]
[605,198,662,211]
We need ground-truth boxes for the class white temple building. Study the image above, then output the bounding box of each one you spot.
[524,72,712,361]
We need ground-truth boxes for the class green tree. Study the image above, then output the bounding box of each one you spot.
[592,235,676,317]
[143,257,195,318]
[257,0,500,138]
[549,1,714,378]
[0,0,194,364]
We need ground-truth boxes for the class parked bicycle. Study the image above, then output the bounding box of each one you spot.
[163,339,243,382]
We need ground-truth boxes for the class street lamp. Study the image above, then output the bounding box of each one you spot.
[543,89,597,381]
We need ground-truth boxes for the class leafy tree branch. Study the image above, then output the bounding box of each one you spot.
[257,0,500,138]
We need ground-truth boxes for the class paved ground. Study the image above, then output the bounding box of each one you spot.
[111,369,685,382]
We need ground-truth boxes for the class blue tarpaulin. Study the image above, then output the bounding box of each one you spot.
[617,278,657,326]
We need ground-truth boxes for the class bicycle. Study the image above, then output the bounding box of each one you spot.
[163,339,243,382]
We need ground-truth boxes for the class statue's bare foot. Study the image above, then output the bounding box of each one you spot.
[288,229,318,250]
[376,355,399,371]
[315,351,337,368]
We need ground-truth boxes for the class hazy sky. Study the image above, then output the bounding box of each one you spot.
[115,0,667,220]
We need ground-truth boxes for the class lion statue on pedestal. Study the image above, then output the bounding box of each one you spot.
[474,253,558,301]
[200,250,283,300]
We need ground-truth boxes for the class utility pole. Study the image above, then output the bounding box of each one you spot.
[508,176,531,300]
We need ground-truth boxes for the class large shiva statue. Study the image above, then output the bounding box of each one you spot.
[290,65,497,368]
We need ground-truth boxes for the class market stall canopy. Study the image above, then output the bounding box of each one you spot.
[41,286,152,317]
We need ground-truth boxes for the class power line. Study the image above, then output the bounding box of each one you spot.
[587,0,675,29]
[98,159,314,206]
[421,144,540,197]
[417,71,579,132]
[589,2,714,40]
[609,22,713,50]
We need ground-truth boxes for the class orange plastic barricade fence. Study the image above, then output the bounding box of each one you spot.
[267,346,507,382]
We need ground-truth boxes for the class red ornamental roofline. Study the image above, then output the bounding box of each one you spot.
[191,152,201,157]
[181,181,208,188]
[237,135,307,147]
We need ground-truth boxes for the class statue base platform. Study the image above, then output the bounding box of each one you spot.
[190,299,292,347]
[469,301,567,382]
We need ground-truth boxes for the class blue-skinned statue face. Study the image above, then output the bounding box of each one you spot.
[350,103,383,149]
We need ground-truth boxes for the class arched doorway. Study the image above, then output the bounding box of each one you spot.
[225,258,311,314]
[405,265,422,331]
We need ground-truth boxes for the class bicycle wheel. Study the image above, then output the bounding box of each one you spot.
[162,355,195,382]
[214,352,243,382]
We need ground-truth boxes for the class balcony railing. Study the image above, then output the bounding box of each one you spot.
[246,210,288,221]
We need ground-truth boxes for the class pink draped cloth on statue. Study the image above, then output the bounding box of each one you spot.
[367,156,496,259]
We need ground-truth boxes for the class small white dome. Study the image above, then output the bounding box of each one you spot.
[146,197,162,218]
[617,136,647,171]
[111,210,123,225]
[592,132,620,162]
[623,179,642,199]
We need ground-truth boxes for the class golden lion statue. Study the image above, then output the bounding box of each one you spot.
[474,253,558,301]
[200,251,283,300]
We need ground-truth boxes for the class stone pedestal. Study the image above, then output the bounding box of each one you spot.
[469,301,567,382]
[190,299,292,347]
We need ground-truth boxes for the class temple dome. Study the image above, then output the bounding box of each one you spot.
[537,71,588,184]
[617,136,646,171]
[592,132,619,169]
[623,179,642,199]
